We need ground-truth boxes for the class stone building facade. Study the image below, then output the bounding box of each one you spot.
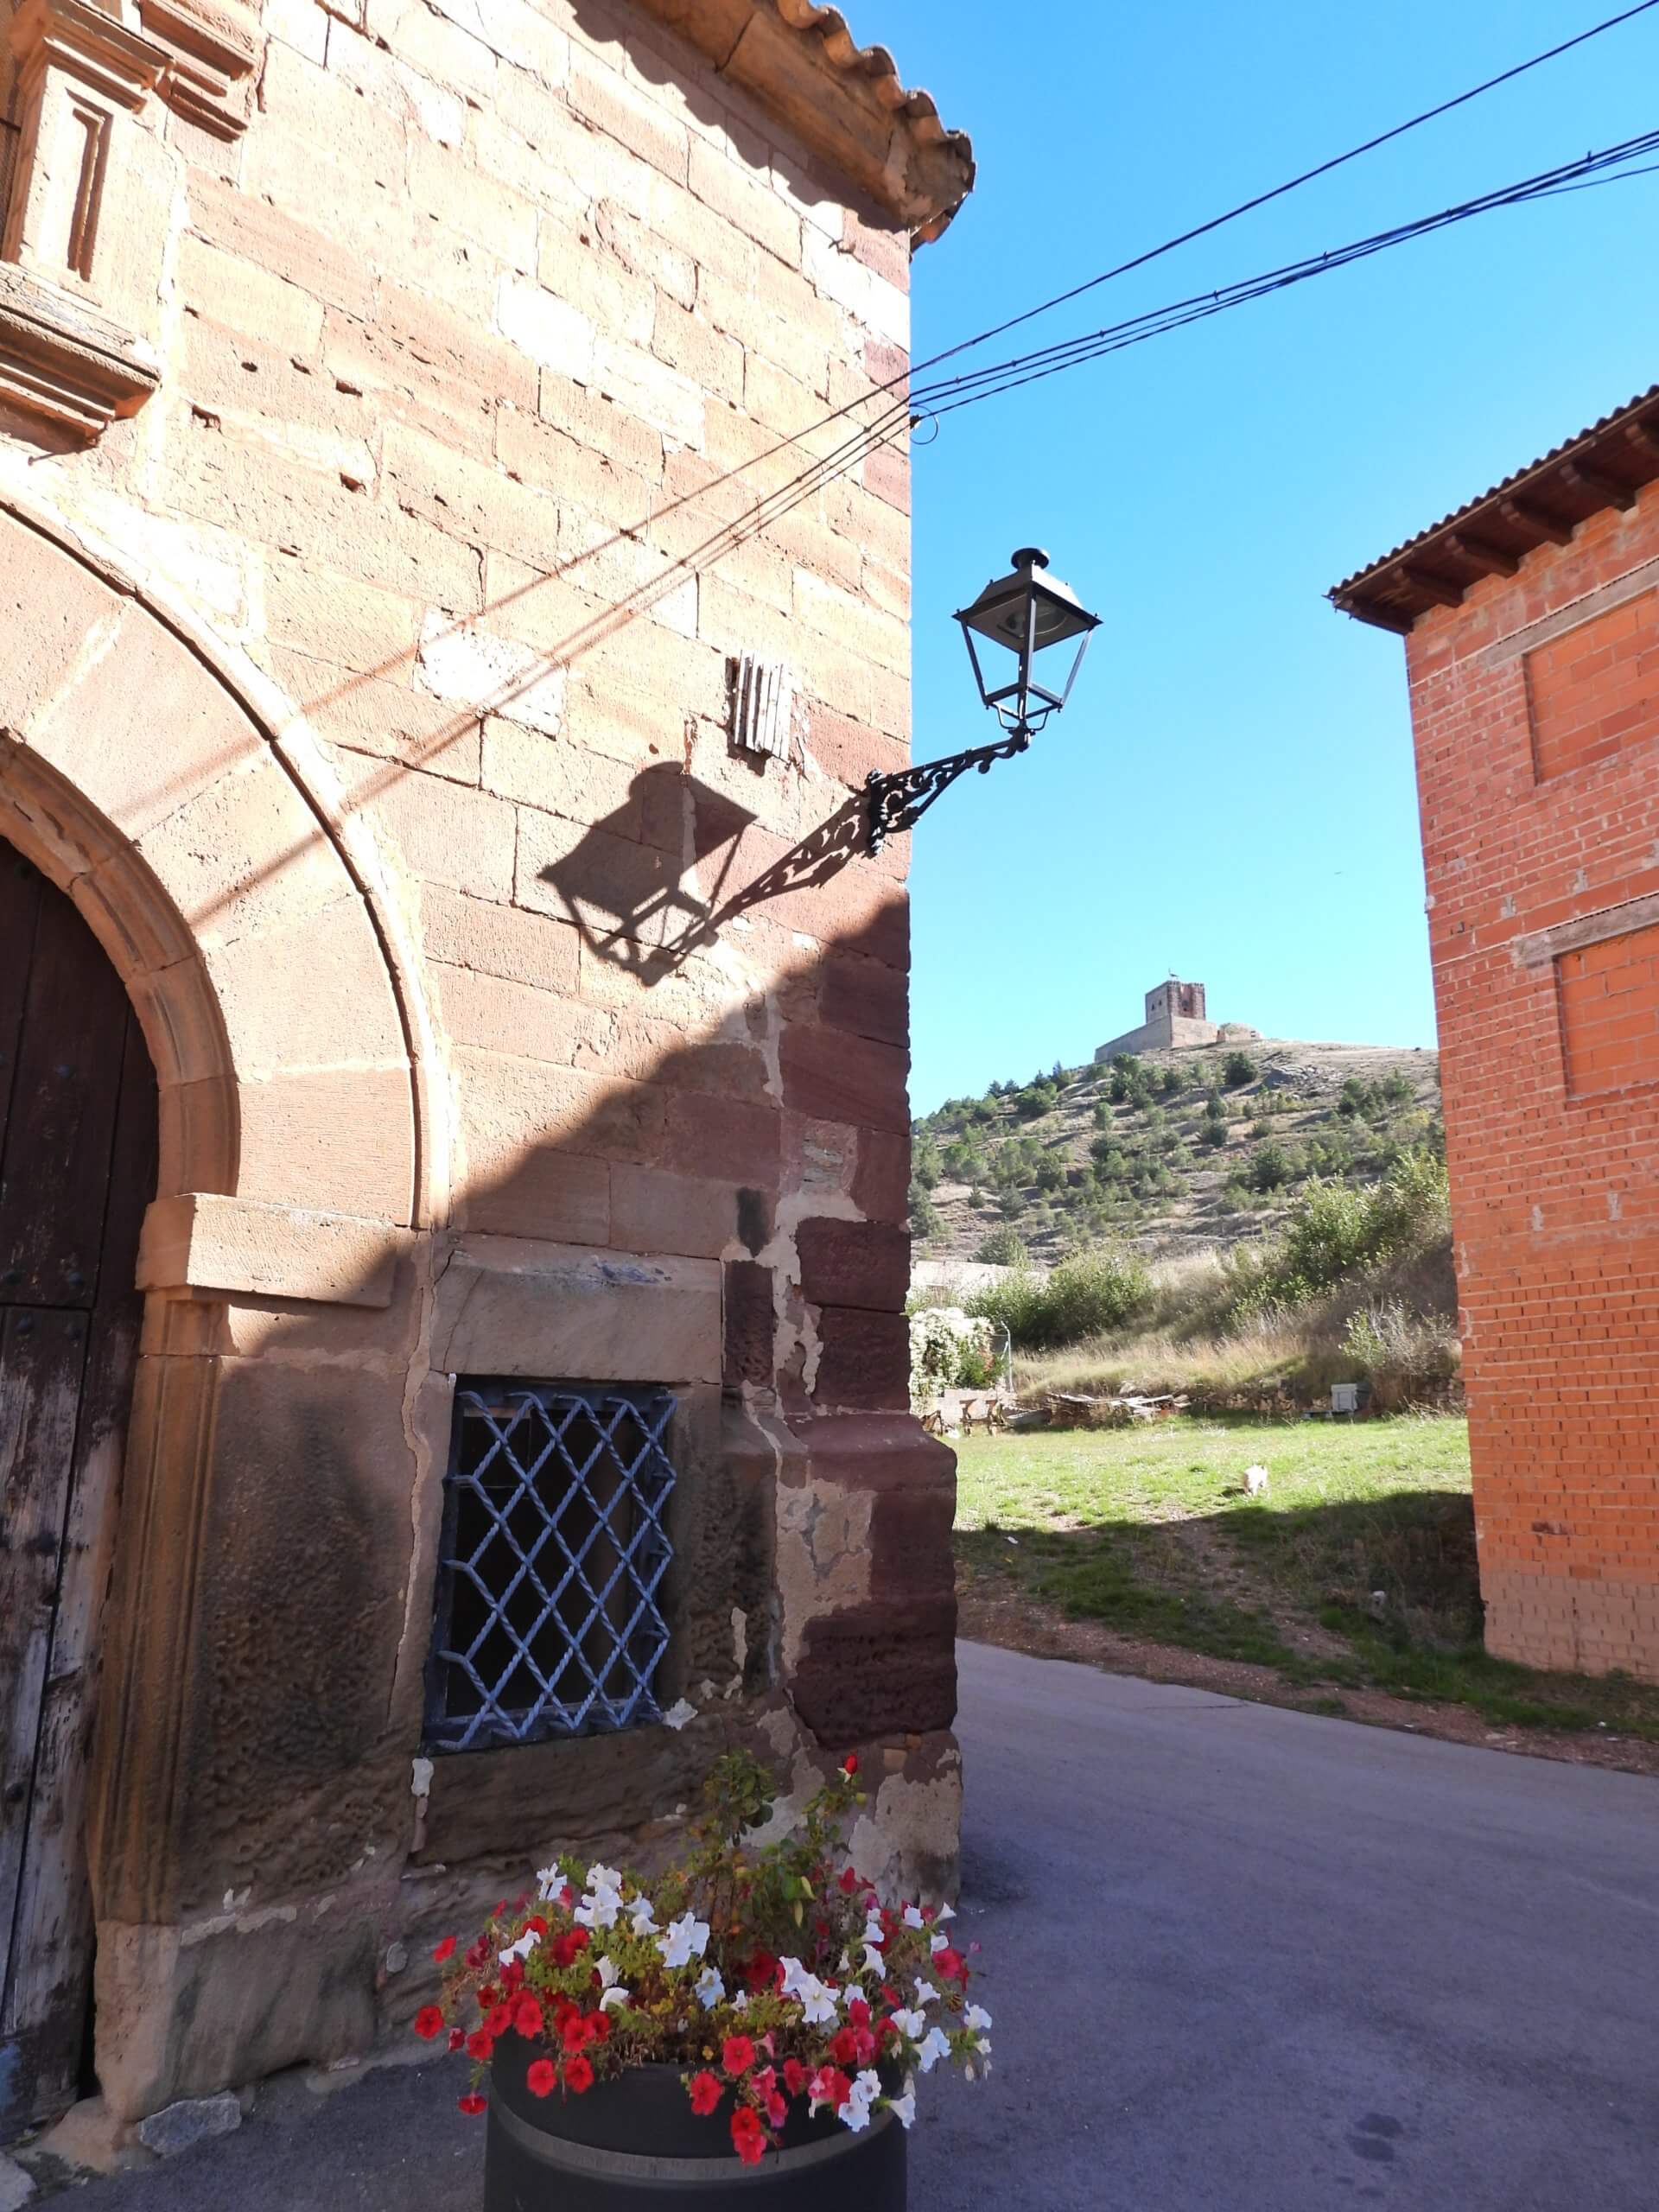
[0,0,973,2142]
[1095,976,1260,1060]
[1332,383,1659,1685]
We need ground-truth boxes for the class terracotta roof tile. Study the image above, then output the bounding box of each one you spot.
[1330,384,1659,632]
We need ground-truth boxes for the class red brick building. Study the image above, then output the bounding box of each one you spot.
[1332,385,1659,1683]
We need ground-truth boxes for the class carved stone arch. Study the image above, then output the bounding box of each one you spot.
[0,490,447,1240]
[0,488,451,2124]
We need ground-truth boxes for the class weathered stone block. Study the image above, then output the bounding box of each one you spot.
[820,950,907,1047]
[797,1217,908,1313]
[434,1238,721,1383]
[664,1091,780,1185]
[811,1306,909,1410]
[723,1258,773,1389]
[780,1021,909,1133]
[851,1126,908,1225]
[135,2093,242,2157]
[610,1164,737,1259]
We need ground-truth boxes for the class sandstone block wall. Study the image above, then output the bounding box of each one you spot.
[0,0,966,2123]
[1404,483,1659,1681]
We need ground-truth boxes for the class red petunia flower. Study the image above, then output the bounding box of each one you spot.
[721,2035,756,2078]
[730,2107,766,2166]
[433,1936,457,1964]
[413,2006,445,2041]
[466,2031,494,2063]
[585,2010,611,2044]
[934,1946,967,1984]
[526,2059,556,2100]
[524,1915,549,1936]
[689,2069,722,2117]
[486,2005,512,2039]
[457,2094,487,2118]
[782,2058,808,2097]
[837,1866,860,1894]
[448,2030,465,2054]
[842,1753,859,1775]
[476,1986,498,2010]
[847,1997,870,2029]
[559,2012,588,2054]
[564,2055,594,2094]
[514,1996,543,2038]
[765,2091,788,2129]
[830,2027,858,2068]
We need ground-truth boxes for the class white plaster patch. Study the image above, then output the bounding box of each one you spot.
[416,609,566,734]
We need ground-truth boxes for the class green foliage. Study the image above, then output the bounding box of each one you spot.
[908,1180,941,1238]
[965,1244,1151,1351]
[1013,1080,1058,1121]
[975,1224,1029,1268]
[912,1129,941,1188]
[1223,1049,1259,1089]
[1225,1149,1451,1317]
[1159,1065,1186,1098]
[1033,1155,1066,1192]
[1247,1138,1295,1192]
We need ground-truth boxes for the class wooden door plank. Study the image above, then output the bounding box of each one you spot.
[0,1308,87,2028]
[0,847,43,1166]
[0,881,128,1308]
[4,1010,159,2129]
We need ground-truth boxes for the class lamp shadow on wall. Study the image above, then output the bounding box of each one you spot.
[535,763,874,985]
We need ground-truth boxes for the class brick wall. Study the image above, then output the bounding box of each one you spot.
[1403,485,1659,1681]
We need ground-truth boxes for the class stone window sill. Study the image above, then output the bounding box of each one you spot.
[0,258,160,440]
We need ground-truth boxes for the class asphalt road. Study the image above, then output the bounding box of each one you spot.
[41,1643,1659,2209]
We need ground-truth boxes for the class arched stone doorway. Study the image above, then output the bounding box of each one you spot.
[0,843,157,2139]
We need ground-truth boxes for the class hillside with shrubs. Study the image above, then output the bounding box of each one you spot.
[909,1039,1457,1409]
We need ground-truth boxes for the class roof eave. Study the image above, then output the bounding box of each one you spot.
[629,0,975,243]
[1330,384,1659,634]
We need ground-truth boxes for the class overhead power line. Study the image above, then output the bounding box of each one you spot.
[918,0,1659,377]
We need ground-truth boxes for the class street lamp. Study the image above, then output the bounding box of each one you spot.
[867,546,1100,851]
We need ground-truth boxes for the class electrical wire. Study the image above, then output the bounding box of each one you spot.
[907,129,1659,422]
[917,0,1659,376]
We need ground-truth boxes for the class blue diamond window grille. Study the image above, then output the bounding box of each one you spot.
[423,1382,677,1752]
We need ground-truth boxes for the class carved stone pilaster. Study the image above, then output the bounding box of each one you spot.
[137,0,261,141]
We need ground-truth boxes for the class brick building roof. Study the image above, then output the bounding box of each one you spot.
[1329,384,1659,632]
[632,0,974,241]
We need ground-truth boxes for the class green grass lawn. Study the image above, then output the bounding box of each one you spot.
[954,1416,1659,1742]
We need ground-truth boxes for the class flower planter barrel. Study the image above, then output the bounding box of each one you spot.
[484,2037,906,2212]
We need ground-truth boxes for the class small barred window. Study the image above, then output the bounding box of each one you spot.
[423,1382,677,1754]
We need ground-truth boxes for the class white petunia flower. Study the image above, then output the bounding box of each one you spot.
[930,1931,950,1955]
[695,1966,726,2009]
[887,2092,916,2131]
[595,1956,618,1989]
[499,1929,543,1966]
[588,1865,621,1894]
[861,1944,886,1974]
[839,2071,881,2134]
[838,1951,855,1977]
[732,1991,748,2012]
[861,1915,885,1947]
[976,2037,992,2055]
[536,1865,564,1902]
[658,1913,711,1969]
[964,2004,992,2033]
[630,1898,660,1937]
[913,1978,940,2006]
[779,1957,811,1998]
[935,1902,956,1923]
[916,2026,952,2075]
[800,1980,838,2027]
[902,1905,925,1930]
[891,2007,926,2039]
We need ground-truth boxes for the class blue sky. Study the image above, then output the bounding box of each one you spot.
[896,2,1659,1110]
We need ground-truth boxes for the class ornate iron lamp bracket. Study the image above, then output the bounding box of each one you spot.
[866,723,1031,853]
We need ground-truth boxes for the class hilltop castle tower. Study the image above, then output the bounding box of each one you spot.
[1095,978,1260,1060]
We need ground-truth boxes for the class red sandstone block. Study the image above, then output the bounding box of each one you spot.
[779,1022,909,1133]
[723,1260,774,1389]
[664,1093,781,1185]
[852,1128,908,1225]
[812,1307,909,1411]
[797,1217,910,1313]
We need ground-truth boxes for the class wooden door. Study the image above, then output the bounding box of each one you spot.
[0,843,156,2141]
